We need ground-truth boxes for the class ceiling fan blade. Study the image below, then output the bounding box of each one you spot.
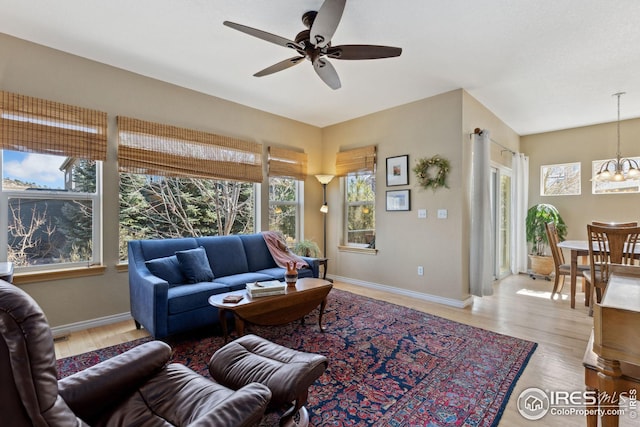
[254,57,305,77]
[310,0,346,48]
[327,45,403,60]
[223,21,302,51]
[313,57,341,90]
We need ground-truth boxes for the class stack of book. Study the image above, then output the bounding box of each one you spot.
[246,280,286,298]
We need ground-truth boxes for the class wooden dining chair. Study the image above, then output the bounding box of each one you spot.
[591,221,638,227]
[545,222,589,300]
[583,224,640,314]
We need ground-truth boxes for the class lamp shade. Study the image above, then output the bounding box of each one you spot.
[320,203,329,214]
[315,174,334,185]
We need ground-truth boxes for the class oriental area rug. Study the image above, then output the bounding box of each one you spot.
[57,289,537,426]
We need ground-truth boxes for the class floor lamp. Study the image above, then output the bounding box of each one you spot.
[315,174,334,258]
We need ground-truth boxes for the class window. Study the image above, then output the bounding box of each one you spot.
[591,157,640,194]
[267,146,307,244]
[336,145,376,248]
[0,91,106,271]
[118,174,254,261]
[117,117,262,261]
[268,177,301,244]
[1,152,101,270]
[345,172,376,247]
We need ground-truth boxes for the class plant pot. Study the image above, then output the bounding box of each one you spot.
[529,255,554,276]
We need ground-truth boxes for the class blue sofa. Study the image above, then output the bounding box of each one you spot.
[128,233,319,338]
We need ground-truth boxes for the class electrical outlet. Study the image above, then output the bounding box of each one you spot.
[417,266,424,276]
[437,209,448,219]
[418,209,427,218]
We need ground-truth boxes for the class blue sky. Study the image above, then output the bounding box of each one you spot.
[2,150,65,188]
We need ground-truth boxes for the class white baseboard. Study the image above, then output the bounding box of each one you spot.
[329,275,474,309]
[51,312,133,338]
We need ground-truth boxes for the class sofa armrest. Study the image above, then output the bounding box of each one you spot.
[301,256,320,278]
[128,241,170,338]
[58,341,171,424]
[189,382,272,427]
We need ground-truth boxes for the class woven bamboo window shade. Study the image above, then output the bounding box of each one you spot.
[335,145,376,176]
[0,91,107,161]
[117,117,263,182]
[268,146,308,180]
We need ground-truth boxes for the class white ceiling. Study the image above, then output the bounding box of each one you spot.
[2,0,640,135]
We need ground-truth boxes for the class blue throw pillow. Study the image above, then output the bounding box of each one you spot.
[175,247,215,283]
[145,255,185,285]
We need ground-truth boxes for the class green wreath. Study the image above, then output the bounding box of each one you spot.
[413,155,450,190]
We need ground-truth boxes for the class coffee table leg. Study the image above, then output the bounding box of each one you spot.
[219,308,229,343]
[318,297,328,332]
[235,315,245,338]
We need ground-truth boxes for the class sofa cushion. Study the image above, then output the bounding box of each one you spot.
[196,236,250,278]
[213,273,275,291]
[167,282,230,314]
[145,255,185,285]
[238,234,278,272]
[256,266,314,281]
[175,247,215,283]
[139,238,199,261]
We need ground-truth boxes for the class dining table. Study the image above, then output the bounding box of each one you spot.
[557,239,640,309]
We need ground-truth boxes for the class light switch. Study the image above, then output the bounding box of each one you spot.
[437,209,448,219]
[418,209,427,219]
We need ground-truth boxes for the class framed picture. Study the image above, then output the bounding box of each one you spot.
[540,162,581,196]
[386,155,409,186]
[386,189,410,211]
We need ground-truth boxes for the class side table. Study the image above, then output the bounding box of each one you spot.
[317,258,331,281]
[0,262,14,283]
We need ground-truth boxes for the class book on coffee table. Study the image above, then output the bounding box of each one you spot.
[246,280,286,298]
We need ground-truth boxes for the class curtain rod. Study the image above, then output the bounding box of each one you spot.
[470,128,517,156]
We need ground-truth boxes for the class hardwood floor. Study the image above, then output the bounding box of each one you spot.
[54,274,634,426]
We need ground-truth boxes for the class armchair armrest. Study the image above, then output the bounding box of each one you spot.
[190,382,272,427]
[58,340,171,424]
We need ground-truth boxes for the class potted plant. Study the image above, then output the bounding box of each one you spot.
[526,203,567,275]
[292,239,321,258]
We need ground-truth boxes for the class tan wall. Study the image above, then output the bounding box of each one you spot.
[0,31,527,326]
[521,120,640,241]
[322,90,464,301]
[0,33,323,327]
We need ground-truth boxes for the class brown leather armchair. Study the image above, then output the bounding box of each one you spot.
[0,280,272,426]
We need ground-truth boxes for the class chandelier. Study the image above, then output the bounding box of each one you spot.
[595,92,640,182]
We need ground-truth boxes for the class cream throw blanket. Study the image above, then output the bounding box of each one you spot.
[261,231,309,270]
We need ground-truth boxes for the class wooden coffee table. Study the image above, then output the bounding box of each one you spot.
[208,278,333,342]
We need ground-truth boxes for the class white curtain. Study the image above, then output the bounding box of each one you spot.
[469,130,493,297]
[511,153,529,274]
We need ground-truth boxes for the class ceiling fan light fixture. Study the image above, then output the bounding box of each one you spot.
[223,0,401,89]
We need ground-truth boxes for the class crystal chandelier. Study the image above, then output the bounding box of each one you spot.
[595,92,640,182]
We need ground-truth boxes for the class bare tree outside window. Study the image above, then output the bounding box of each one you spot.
[118,173,255,261]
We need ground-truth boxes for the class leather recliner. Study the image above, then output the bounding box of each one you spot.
[0,279,272,426]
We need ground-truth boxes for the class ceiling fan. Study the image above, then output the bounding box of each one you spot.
[223,0,402,90]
